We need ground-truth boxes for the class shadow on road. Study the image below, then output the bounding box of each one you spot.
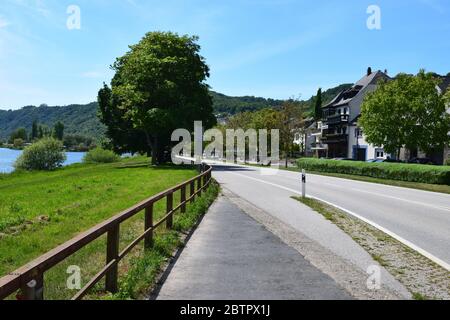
[212,165,255,172]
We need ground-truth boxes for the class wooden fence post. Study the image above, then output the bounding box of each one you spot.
[144,203,154,249]
[34,274,44,300]
[203,172,208,189]
[190,181,195,204]
[105,224,120,293]
[166,193,173,230]
[180,186,186,213]
[20,274,44,300]
[197,177,202,197]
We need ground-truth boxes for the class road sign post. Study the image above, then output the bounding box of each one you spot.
[302,169,306,198]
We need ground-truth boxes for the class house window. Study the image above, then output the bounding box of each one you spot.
[375,149,384,158]
[344,107,348,115]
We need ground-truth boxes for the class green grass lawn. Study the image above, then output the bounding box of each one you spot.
[0,156,200,299]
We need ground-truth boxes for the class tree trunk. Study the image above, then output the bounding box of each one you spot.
[144,131,157,165]
[151,136,159,165]
[285,143,290,168]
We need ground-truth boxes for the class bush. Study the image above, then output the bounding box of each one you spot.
[83,148,120,164]
[13,138,24,148]
[297,158,450,185]
[15,138,66,171]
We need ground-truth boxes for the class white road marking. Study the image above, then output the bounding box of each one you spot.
[198,159,448,204]
[253,170,450,212]
[347,188,450,212]
[229,171,450,271]
[317,181,450,212]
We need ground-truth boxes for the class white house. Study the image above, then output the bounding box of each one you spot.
[320,69,390,160]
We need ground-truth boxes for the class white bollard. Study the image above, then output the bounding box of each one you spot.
[302,169,306,198]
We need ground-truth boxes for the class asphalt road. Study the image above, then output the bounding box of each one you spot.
[211,163,450,270]
[156,197,352,300]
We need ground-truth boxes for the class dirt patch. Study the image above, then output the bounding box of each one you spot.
[0,215,50,237]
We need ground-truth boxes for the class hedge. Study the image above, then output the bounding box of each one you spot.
[296,158,450,185]
[83,148,120,164]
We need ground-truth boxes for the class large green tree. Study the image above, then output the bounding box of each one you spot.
[314,88,322,121]
[359,70,450,158]
[52,121,65,140]
[279,99,305,167]
[445,87,450,106]
[31,120,39,140]
[224,102,305,167]
[97,84,148,156]
[98,32,216,164]
[9,127,28,144]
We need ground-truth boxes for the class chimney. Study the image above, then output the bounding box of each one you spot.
[367,67,372,76]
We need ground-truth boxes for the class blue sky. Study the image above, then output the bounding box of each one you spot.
[0,0,449,109]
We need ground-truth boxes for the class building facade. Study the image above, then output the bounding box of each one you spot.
[320,70,390,160]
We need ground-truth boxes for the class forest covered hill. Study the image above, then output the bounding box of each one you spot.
[0,85,352,141]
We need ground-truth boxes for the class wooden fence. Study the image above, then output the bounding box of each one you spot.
[0,164,213,300]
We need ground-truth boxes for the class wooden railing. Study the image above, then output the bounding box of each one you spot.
[0,164,213,300]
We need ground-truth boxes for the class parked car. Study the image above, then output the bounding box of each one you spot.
[332,158,355,161]
[407,157,434,165]
[367,159,385,163]
[384,158,404,163]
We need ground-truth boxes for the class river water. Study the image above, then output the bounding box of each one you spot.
[0,148,86,174]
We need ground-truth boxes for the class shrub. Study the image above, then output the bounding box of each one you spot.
[14,138,66,171]
[296,158,450,185]
[13,138,24,148]
[83,148,120,164]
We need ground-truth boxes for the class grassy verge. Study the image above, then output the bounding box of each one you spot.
[293,196,450,300]
[0,156,201,299]
[106,181,220,300]
[284,167,450,194]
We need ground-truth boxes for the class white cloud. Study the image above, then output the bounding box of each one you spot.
[0,17,10,28]
[6,0,51,17]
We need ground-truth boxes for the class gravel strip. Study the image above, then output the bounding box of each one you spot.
[294,196,450,300]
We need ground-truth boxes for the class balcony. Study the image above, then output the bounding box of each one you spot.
[310,128,322,136]
[311,142,327,150]
[327,114,349,125]
[322,133,348,144]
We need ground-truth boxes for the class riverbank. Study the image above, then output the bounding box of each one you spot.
[0,147,86,174]
[0,156,199,299]
[0,144,93,152]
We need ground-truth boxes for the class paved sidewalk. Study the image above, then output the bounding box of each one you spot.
[155,195,352,300]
